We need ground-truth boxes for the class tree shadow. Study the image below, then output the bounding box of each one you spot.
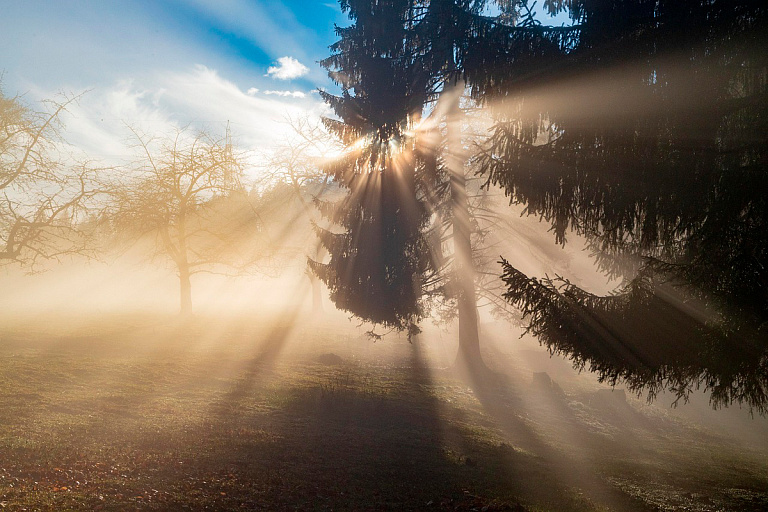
[209,278,314,413]
[192,334,535,510]
[5,316,765,510]
[461,355,658,512]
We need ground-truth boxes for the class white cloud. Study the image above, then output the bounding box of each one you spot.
[247,87,260,95]
[263,90,306,98]
[267,57,309,80]
[53,80,176,164]
[50,65,328,178]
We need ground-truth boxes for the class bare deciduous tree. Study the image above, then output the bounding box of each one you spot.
[0,89,106,268]
[112,126,257,314]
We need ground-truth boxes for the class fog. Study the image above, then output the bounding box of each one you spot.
[1,200,764,430]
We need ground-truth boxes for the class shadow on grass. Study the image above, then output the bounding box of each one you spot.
[195,336,527,510]
[462,363,656,512]
[462,339,768,512]
[2,316,767,511]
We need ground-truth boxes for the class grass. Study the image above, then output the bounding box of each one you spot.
[0,312,766,511]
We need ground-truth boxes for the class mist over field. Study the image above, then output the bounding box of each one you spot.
[0,223,765,510]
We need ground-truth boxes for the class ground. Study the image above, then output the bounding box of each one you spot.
[0,311,766,511]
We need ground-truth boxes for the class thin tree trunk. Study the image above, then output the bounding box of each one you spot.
[309,270,323,314]
[176,209,193,316]
[445,85,485,374]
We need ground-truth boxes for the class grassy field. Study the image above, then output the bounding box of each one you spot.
[0,311,766,511]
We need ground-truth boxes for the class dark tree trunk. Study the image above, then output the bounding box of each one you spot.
[445,86,486,374]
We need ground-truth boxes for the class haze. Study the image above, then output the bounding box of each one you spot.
[0,1,766,511]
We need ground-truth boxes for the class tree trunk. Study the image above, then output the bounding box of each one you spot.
[309,271,323,314]
[179,263,192,315]
[445,85,486,375]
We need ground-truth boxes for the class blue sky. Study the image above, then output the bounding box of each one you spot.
[0,1,567,163]
[0,0,346,161]
[1,0,345,92]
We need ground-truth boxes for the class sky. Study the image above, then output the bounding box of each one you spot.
[0,0,347,165]
[0,1,568,168]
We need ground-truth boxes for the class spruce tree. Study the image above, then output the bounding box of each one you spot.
[309,0,433,334]
[474,0,768,410]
